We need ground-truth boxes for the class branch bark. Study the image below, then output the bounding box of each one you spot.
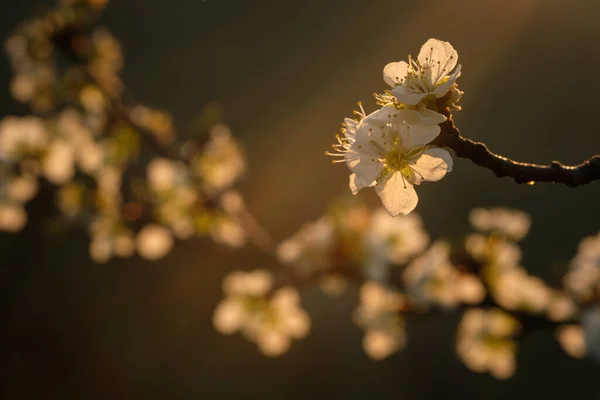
[433,115,600,187]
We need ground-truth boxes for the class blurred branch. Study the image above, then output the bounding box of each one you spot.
[434,113,600,187]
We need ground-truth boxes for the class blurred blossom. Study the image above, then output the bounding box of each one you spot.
[546,292,578,322]
[135,224,174,260]
[219,190,245,215]
[0,116,48,161]
[57,109,105,175]
[0,2,250,263]
[148,158,187,193]
[465,233,521,268]
[89,29,123,96]
[214,270,310,357]
[129,105,175,145]
[404,241,485,307]
[79,85,107,114]
[278,203,433,285]
[468,208,531,241]
[193,123,245,193]
[88,216,135,263]
[223,269,273,298]
[365,208,429,265]
[11,74,36,103]
[456,308,520,380]
[556,325,587,359]
[564,232,600,302]
[0,202,27,232]
[210,216,247,248]
[491,267,552,313]
[42,139,75,184]
[277,216,335,276]
[0,173,40,233]
[353,281,406,360]
[6,175,38,203]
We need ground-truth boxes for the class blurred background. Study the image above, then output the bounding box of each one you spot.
[2,0,600,398]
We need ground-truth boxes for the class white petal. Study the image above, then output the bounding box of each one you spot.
[400,109,447,126]
[383,61,409,87]
[375,172,418,217]
[361,105,398,126]
[391,85,428,106]
[345,125,383,184]
[349,173,374,195]
[410,148,453,184]
[398,121,441,149]
[418,38,458,83]
[344,118,358,142]
[434,64,462,98]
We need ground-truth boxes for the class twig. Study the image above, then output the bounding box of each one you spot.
[434,114,600,187]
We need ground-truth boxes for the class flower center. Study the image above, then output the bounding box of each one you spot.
[400,54,454,94]
[384,148,409,171]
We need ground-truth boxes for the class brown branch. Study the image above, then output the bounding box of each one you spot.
[433,115,600,187]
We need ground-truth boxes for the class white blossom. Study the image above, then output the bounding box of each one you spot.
[491,267,552,313]
[469,208,531,241]
[277,216,335,276]
[0,116,48,161]
[456,308,520,380]
[194,123,245,193]
[365,208,429,265]
[88,217,135,263]
[556,325,587,359]
[147,158,186,193]
[383,38,461,106]
[0,202,27,232]
[42,139,75,184]
[136,224,174,260]
[345,106,452,216]
[564,232,600,301]
[353,281,406,360]
[210,216,247,248]
[6,175,38,203]
[465,233,521,268]
[546,292,577,322]
[213,270,310,357]
[404,241,485,306]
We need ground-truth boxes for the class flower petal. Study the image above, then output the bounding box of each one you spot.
[410,147,453,184]
[344,118,359,142]
[349,173,374,195]
[391,85,428,106]
[345,127,382,184]
[383,61,409,87]
[434,64,462,98]
[376,172,419,217]
[401,109,447,126]
[418,38,458,83]
[362,105,398,126]
[398,120,441,149]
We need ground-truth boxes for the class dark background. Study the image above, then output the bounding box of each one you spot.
[1,0,600,398]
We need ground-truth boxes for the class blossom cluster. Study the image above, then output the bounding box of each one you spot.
[213,269,311,357]
[329,39,464,217]
[211,202,600,380]
[1,0,248,262]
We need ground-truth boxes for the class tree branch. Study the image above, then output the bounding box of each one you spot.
[433,115,600,187]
